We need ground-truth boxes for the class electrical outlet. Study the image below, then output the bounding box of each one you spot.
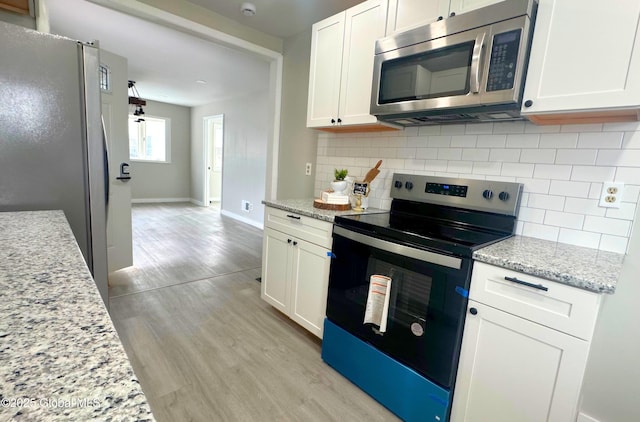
[598,182,624,208]
[305,162,312,176]
[241,200,252,212]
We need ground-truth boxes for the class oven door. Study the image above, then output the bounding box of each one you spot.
[326,226,471,389]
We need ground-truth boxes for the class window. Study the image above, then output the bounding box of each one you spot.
[128,115,170,163]
[99,64,111,92]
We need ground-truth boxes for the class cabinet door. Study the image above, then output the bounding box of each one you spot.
[307,12,345,128]
[261,228,291,314]
[448,0,504,16]
[289,239,331,338]
[338,0,388,126]
[522,0,640,115]
[451,301,590,422]
[386,0,449,34]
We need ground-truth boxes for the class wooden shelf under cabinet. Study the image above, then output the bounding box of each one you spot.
[0,0,30,15]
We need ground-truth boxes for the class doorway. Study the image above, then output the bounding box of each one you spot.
[204,114,224,206]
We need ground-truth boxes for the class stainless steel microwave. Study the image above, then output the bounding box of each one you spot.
[371,0,537,126]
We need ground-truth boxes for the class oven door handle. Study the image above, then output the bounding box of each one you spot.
[333,226,462,270]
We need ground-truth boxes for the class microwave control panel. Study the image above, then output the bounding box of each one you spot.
[486,29,522,92]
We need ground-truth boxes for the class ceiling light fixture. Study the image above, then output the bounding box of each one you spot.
[240,2,256,17]
[195,80,207,84]
[128,80,146,123]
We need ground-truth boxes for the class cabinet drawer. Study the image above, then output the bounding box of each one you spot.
[264,207,333,249]
[470,262,602,341]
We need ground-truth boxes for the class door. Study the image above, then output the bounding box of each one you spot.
[205,115,223,203]
[261,228,291,313]
[338,0,388,126]
[451,301,590,422]
[100,51,133,273]
[290,239,331,337]
[386,0,450,34]
[307,11,345,127]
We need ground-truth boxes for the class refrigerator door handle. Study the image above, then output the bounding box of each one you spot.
[101,117,110,209]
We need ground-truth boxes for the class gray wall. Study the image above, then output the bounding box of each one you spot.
[0,9,35,29]
[579,206,640,421]
[130,100,191,201]
[276,29,318,199]
[191,89,270,227]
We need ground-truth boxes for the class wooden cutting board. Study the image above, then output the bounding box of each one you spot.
[313,199,351,211]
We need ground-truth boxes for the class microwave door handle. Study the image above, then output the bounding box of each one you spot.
[470,33,486,94]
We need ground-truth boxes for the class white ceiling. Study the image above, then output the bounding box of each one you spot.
[186,0,365,39]
[44,0,364,107]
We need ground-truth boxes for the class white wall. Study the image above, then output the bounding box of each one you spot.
[0,9,35,29]
[130,99,191,201]
[191,89,270,227]
[315,121,640,253]
[276,29,318,199]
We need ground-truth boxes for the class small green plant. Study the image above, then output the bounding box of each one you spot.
[334,168,348,181]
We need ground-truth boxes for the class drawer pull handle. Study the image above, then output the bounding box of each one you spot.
[504,276,548,292]
[286,214,301,220]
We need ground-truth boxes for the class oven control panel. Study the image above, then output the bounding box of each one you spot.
[391,173,523,216]
[425,183,468,197]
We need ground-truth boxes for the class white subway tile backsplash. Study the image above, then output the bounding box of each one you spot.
[451,135,478,148]
[476,134,506,148]
[544,210,584,230]
[437,148,463,160]
[472,161,502,175]
[577,132,624,149]
[555,149,598,165]
[315,121,640,252]
[489,149,521,162]
[521,149,556,164]
[533,164,572,180]
[558,229,601,249]
[570,166,616,182]
[506,134,540,148]
[564,198,605,216]
[522,222,559,241]
[597,149,640,166]
[528,194,565,211]
[599,235,629,254]
[549,180,591,198]
[427,136,452,147]
[539,133,578,149]
[501,163,534,178]
[462,148,490,161]
[584,216,631,237]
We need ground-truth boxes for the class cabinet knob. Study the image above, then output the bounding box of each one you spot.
[293,241,298,246]
[331,118,336,124]
[337,118,342,123]
[449,12,456,17]
[524,100,533,108]
[287,239,292,244]
[469,307,478,315]
[437,16,443,21]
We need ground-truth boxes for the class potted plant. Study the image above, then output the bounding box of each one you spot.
[331,168,348,195]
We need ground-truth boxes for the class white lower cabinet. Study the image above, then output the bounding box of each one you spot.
[451,262,602,422]
[261,208,332,338]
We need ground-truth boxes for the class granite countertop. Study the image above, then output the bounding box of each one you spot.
[473,235,625,294]
[262,198,387,222]
[0,211,154,420]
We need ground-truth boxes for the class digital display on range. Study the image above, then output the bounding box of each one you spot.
[425,183,468,197]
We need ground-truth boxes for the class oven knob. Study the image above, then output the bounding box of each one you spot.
[405,181,414,190]
[499,191,510,201]
[394,180,402,189]
[482,189,493,199]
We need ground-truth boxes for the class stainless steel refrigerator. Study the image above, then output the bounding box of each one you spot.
[0,20,109,308]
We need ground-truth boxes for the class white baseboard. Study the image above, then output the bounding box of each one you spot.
[190,198,206,206]
[221,209,264,230]
[131,197,191,204]
[577,412,600,422]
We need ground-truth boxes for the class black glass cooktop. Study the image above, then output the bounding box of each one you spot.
[334,201,517,258]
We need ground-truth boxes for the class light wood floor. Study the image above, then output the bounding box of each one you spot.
[108,203,399,421]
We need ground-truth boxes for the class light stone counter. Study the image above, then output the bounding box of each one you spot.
[0,210,154,420]
[473,235,624,294]
[262,198,386,222]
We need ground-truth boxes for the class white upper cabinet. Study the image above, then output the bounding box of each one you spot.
[307,0,390,130]
[386,0,449,34]
[385,0,504,35]
[522,0,640,124]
